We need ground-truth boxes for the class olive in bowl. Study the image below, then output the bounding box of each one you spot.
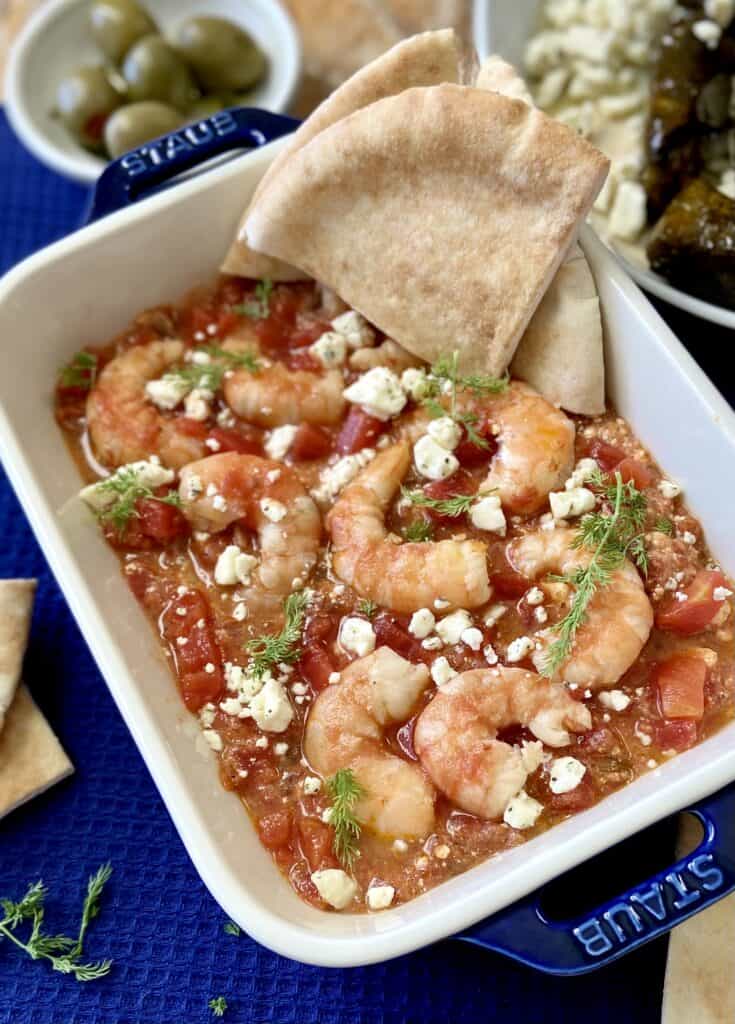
[173,16,267,92]
[122,33,200,110]
[104,99,181,156]
[56,64,122,150]
[88,0,157,64]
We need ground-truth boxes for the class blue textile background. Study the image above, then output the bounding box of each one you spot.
[0,109,730,1024]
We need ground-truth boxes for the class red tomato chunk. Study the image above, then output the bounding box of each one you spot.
[655,719,698,751]
[616,457,654,490]
[337,408,386,455]
[136,496,189,544]
[422,469,477,525]
[161,591,224,711]
[655,653,707,720]
[208,426,262,455]
[655,570,729,635]
[291,423,333,461]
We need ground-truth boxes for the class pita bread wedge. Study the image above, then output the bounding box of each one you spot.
[245,84,609,375]
[222,29,462,280]
[0,685,73,820]
[0,578,36,733]
[476,56,606,414]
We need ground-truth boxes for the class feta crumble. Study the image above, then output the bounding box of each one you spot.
[483,644,498,665]
[184,387,213,422]
[549,487,596,520]
[435,609,473,646]
[658,479,681,500]
[343,367,406,421]
[506,636,534,663]
[312,449,375,504]
[303,776,322,795]
[214,545,258,586]
[549,756,586,794]
[145,374,191,410]
[311,869,358,910]
[413,435,459,481]
[692,18,722,48]
[426,417,462,451]
[470,494,507,535]
[431,656,458,687]
[408,608,436,639]
[249,677,294,733]
[714,586,733,601]
[367,884,395,911]
[401,367,429,401]
[598,689,631,712]
[260,498,287,523]
[565,458,598,490]
[331,310,375,350]
[503,790,543,830]
[79,459,175,513]
[339,616,376,657]
[483,604,507,629]
[310,331,347,367]
[265,424,298,461]
[526,587,545,607]
[461,627,484,651]
[201,729,222,753]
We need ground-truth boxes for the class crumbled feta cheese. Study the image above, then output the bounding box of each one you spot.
[565,458,598,490]
[658,478,681,500]
[321,807,334,824]
[328,671,341,685]
[199,702,216,729]
[608,180,647,240]
[255,736,268,749]
[714,586,733,601]
[433,844,450,860]
[422,636,443,651]
[202,729,222,752]
[249,677,293,733]
[145,374,190,410]
[303,776,322,795]
[311,869,358,910]
[483,604,507,629]
[599,689,631,711]
[232,602,248,621]
[435,610,473,645]
[408,608,436,639]
[426,416,462,451]
[331,310,375,349]
[681,531,696,545]
[310,331,347,367]
[549,756,586,794]
[534,607,548,624]
[401,367,430,401]
[265,424,297,461]
[274,742,289,756]
[392,839,408,853]
[526,587,545,607]
[506,636,534,663]
[214,545,258,586]
[367,884,395,911]
[692,18,722,47]
[550,487,596,519]
[339,616,376,657]
[312,449,375,503]
[212,494,227,512]
[431,656,458,687]
[461,627,484,651]
[79,459,175,512]
[484,644,498,665]
[413,435,459,481]
[635,721,652,747]
[520,739,546,774]
[219,697,243,716]
[503,790,543,830]
[470,495,507,535]
[260,498,287,523]
[343,367,407,421]
[183,474,203,502]
[184,387,212,422]
[434,598,451,610]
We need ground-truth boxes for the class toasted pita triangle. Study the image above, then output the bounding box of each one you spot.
[474,56,606,414]
[222,29,462,281]
[245,84,609,375]
[0,579,36,734]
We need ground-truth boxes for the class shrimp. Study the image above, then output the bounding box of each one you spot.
[304,647,435,839]
[349,339,422,374]
[327,441,491,614]
[509,528,654,689]
[86,340,207,469]
[414,667,591,819]
[178,452,321,604]
[479,382,575,514]
[221,337,345,428]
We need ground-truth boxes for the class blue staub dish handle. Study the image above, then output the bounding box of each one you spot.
[86,107,299,222]
[455,783,735,975]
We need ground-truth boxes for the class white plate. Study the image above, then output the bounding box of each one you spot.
[3,0,301,184]
[474,0,735,330]
[0,140,734,967]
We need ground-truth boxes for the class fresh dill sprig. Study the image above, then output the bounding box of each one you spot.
[543,470,648,677]
[422,352,508,416]
[357,598,378,619]
[326,769,365,869]
[245,591,310,678]
[234,279,273,320]
[0,865,113,982]
[223,920,240,937]
[402,486,475,519]
[95,468,182,535]
[209,996,228,1017]
[167,346,259,394]
[59,351,97,391]
[403,519,434,542]
[197,345,260,374]
[655,515,674,536]
[456,412,491,451]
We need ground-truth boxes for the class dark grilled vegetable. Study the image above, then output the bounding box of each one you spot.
[647,177,735,308]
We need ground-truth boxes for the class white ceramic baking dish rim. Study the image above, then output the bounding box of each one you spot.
[0,141,734,968]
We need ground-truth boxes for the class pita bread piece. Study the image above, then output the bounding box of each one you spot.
[0,685,73,820]
[475,54,534,104]
[245,84,609,375]
[0,578,36,733]
[223,29,462,280]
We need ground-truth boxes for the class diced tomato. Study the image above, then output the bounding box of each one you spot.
[584,439,625,472]
[297,814,337,871]
[216,310,240,336]
[136,496,189,544]
[616,457,655,490]
[286,349,321,372]
[161,591,225,711]
[258,810,293,850]
[181,305,215,340]
[421,469,477,525]
[654,652,707,720]
[175,416,209,439]
[207,426,262,455]
[373,612,423,661]
[654,718,698,751]
[454,419,499,467]
[291,423,333,461]
[289,321,329,349]
[547,772,597,813]
[216,279,248,307]
[337,408,386,455]
[304,612,337,647]
[298,645,336,691]
[655,570,729,635]
[491,568,531,600]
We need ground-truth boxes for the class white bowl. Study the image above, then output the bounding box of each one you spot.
[0,138,734,967]
[474,0,735,330]
[3,0,301,184]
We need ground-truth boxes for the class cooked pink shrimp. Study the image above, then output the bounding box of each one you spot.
[86,340,207,469]
[479,382,575,514]
[349,339,422,373]
[179,452,321,602]
[414,667,591,819]
[327,442,491,614]
[304,647,435,839]
[509,528,654,689]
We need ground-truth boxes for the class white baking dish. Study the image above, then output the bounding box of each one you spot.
[1,133,735,969]
[474,0,735,330]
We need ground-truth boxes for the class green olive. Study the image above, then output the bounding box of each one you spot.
[103,100,182,157]
[122,34,199,110]
[88,0,158,64]
[186,94,229,120]
[173,16,267,93]
[56,65,122,150]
